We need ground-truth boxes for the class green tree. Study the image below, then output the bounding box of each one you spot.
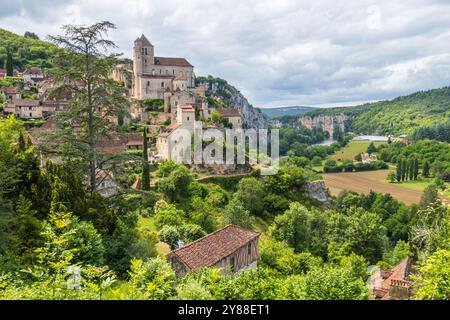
[419,185,439,209]
[396,158,403,182]
[366,142,376,154]
[422,160,430,178]
[141,127,150,191]
[234,177,266,216]
[24,31,40,40]
[222,197,253,229]
[269,202,311,253]
[303,265,368,300]
[5,48,13,77]
[47,21,129,193]
[153,200,185,229]
[413,157,419,180]
[413,249,450,300]
[127,258,176,300]
[158,225,180,250]
[401,158,408,181]
[156,165,193,203]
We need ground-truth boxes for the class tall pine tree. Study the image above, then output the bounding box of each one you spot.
[46,22,130,193]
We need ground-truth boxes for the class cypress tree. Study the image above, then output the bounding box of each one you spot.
[17,130,26,151]
[396,158,403,182]
[423,160,430,177]
[5,48,13,77]
[408,158,414,181]
[413,158,419,180]
[142,127,150,191]
[401,158,408,181]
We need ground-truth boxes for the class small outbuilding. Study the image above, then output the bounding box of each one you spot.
[166,225,260,278]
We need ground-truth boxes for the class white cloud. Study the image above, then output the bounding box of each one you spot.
[1,0,449,107]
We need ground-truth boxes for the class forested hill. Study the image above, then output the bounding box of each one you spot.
[260,106,317,118]
[0,28,62,71]
[299,86,450,136]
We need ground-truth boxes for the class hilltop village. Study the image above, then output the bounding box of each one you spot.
[1,34,245,165]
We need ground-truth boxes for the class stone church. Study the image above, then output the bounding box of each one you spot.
[132,34,195,100]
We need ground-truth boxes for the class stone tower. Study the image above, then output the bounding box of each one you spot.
[133,34,154,76]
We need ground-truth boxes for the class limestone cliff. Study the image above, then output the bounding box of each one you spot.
[196,76,268,129]
[298,114,352,136]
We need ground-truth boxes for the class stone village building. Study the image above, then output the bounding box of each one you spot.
[166,225,260,278]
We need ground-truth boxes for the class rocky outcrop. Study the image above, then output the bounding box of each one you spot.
[304,180,330,207]
[196,77,268,129]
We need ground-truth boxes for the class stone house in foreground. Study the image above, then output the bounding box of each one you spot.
[166,225,260,278]
[370,258,415,300]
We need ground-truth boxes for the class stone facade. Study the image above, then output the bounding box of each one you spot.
[132,35,195,100]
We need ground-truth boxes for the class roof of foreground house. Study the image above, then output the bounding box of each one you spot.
[372,258,413,300]
[167,225,260,271]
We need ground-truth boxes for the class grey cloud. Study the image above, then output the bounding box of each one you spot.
[1,0,449,108]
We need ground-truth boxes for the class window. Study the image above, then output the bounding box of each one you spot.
[161,82,165,88]
[144,48,147,55]
[230,257,235,273]
[247,244,252,255]
[147,81,150,86]
[29,107,32,110]
[187,117,189,121]
[29,113,32,117]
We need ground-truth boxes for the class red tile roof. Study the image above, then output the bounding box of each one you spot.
[23,67,44,75]
[1,87,19,94]
[167,225,260,272]
[11,99,40,107]
[372,258,413,300]
[155,56,193,67]
[217,108,241,117]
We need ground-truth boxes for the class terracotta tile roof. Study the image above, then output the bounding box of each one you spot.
[158,122,182,138]
[155,56,193,67]
[11,99,40,107]
[23,67,44,75]
[179,105,194,112]
[1,87,19,94]
[372,258,413,300]
[167,225,260,272]
[217,108,241,117]
[96,133,144,153]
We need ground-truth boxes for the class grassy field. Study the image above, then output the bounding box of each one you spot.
[330,141,386,161]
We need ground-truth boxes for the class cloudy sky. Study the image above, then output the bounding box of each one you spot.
[1,0,450,108]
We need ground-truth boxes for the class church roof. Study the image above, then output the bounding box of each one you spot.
[135,34,153,47]
[154,56,193,67]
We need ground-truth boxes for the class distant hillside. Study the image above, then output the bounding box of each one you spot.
[294,87,450,136]
[0,29,62,71]
[260,106,316,118]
